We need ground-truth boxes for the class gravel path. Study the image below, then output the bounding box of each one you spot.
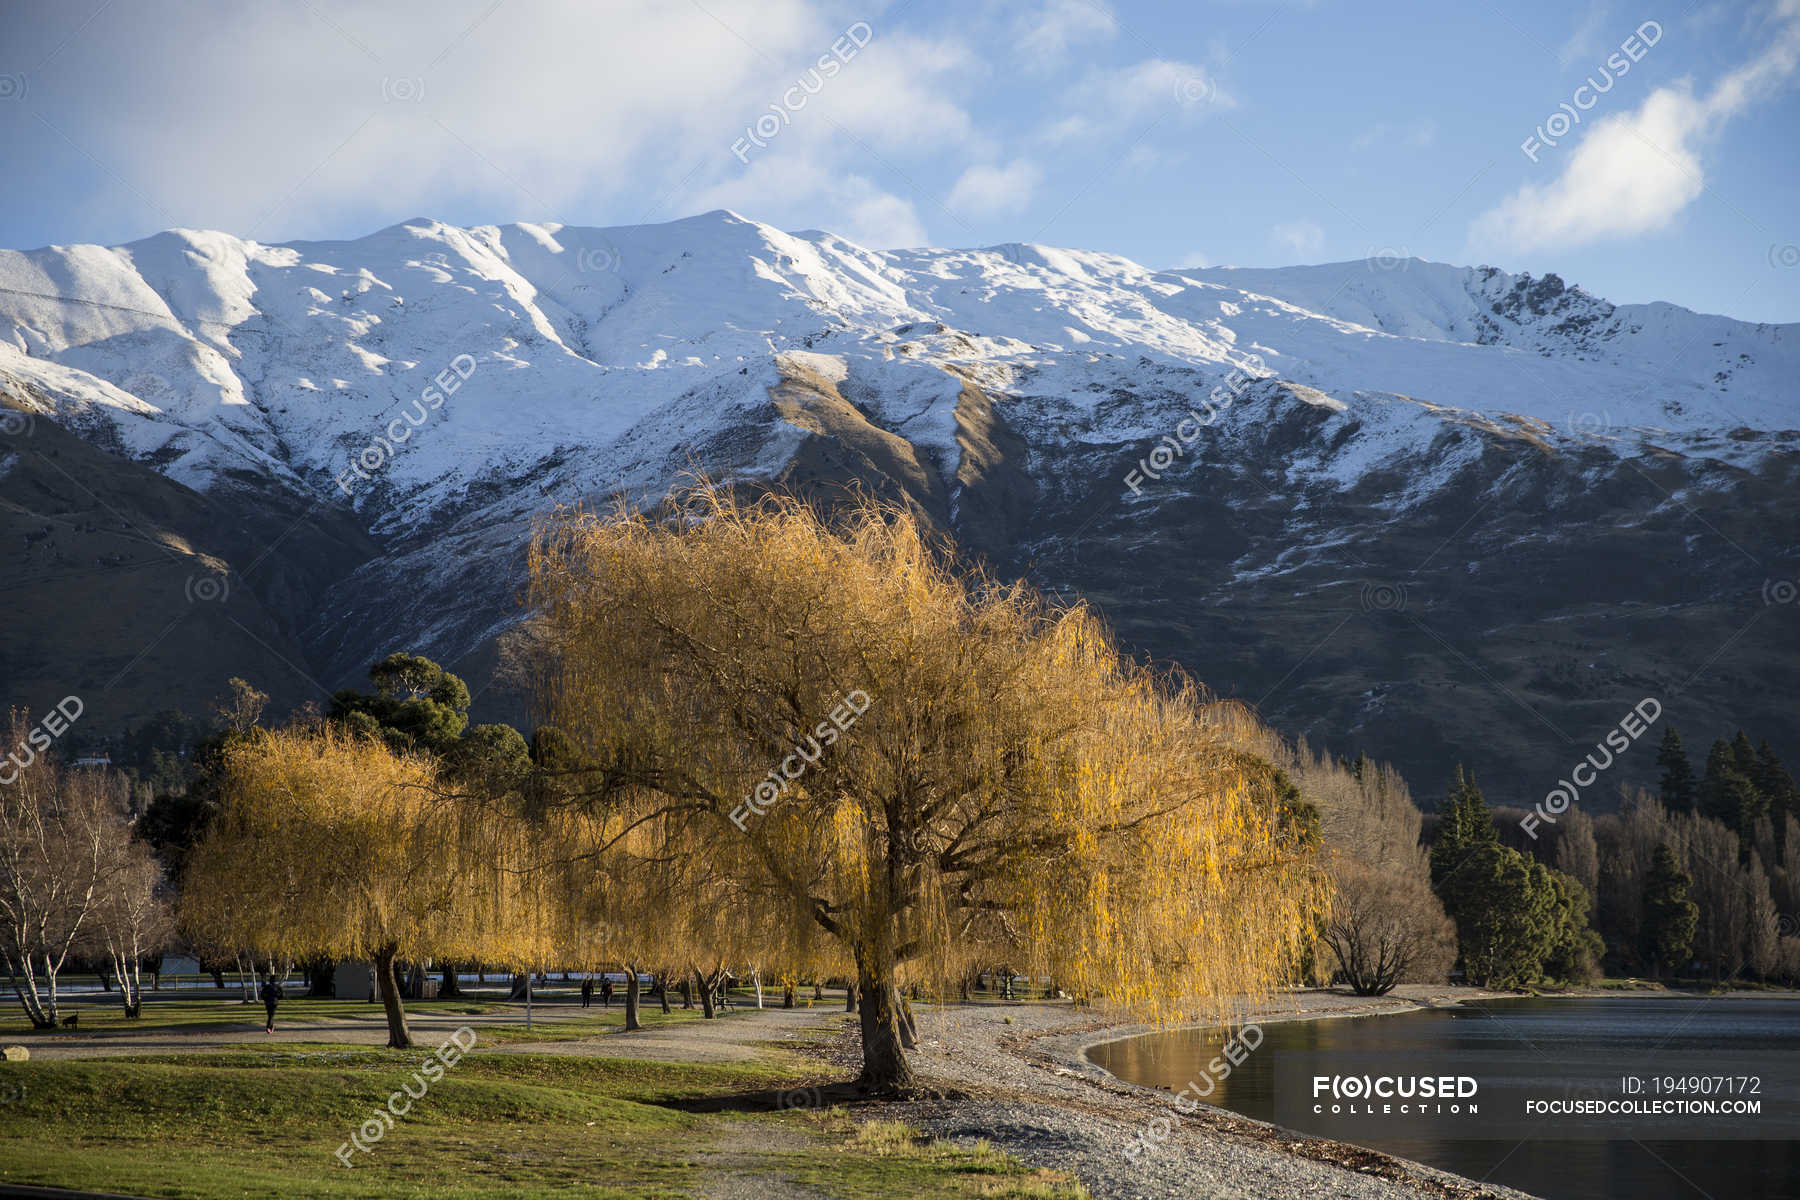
[835,988,1541,1200]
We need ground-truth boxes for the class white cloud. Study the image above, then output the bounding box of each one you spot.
[692,156,929,248]
[22,0,975,243]
[1044,57,1232,144]
[1270,219,1325,261]
[1170,251,1211,269]
[1121,144,1167,171]
[1558,1,1614,68]
[1349,118,1438,153]
[1472,1,1800,252]
[1014,0,1117,62]
[785,31,980,155]
[947,160,1043,217]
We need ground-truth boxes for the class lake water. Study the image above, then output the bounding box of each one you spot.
[1087,995,1800,1200]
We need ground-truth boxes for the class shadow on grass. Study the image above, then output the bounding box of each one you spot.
[654,1080,970,1114]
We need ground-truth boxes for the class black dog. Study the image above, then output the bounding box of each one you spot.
[59,1013,78,1028]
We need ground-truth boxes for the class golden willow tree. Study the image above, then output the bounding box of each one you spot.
[527,791,846,1030]
[183,724,536,1048]
[527,484,1326,1092]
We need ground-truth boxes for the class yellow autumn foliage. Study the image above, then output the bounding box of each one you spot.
[526,482,1328,1088]
[183,723,541,971]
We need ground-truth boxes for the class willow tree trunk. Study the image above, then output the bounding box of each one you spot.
[679,976,692,1009]
[372,947,413,1049]
[657,973,672,1014]
[894,986,918,1049]
[854,961,914,1093]
[695,968,715,1018]
[439,962,463,998]
[783,983,796,1009]
[624,969,642,1032]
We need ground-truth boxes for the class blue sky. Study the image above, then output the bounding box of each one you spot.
[5,0,1798,321]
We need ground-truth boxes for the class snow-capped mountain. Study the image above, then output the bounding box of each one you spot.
[2,211,1795,795]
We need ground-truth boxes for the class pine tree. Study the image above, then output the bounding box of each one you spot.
[1753,741,1797,863]
[1700,735,1770,853]
[1656,726,1696,813]
[1722,772,1769,861]
[1429,765,1495,889]
[1641,843,1698,978]
[1700,739,1740,824]
[1438,843,1582,988]
[1731,731,1759,776]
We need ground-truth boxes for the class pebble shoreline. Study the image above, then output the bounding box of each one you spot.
[849,987,1542,1200]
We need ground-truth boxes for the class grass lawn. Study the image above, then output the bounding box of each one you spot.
[6,994,510,1037]
[10,986,846,1041]
[0,1033,1087,1198]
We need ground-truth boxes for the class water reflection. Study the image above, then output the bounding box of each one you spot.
[1087,995,1800,1200]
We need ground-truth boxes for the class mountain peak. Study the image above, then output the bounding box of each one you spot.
[2,209,1793,792]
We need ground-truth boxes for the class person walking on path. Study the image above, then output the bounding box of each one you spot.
[580,977,593,1008]
[601,977,613,1008]
[258,974,283,1034]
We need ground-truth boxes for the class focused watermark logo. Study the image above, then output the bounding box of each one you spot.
[1312,1073,1478,1114]
[1764,579,1798,606]
[0,697,83,787]
[1367,247,1410,273]
[777,1085,825,1110]
[336,353,476,495]
[1122,1024,1262,1161]
[577,244,622,273]
[1522,21,1662,162]
[1173,74,1217,106]
[1124,354,1267,495]
[731,21,874,164]
[729,690,872,832]
[1567,410,1612,436]
[1521,697,1661,839]
[186,572,228,604]
[334,1026,475,1166]
[1771,245,1800,270]
[1361,582,1406,613]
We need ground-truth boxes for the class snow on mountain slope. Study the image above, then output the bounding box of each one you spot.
[1187,260,1800,428]
[4,211,1798,785]
[3,209,1794,541]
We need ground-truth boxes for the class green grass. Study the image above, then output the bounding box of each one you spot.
[9,994,510,1037]
[0,1050,704,1198]
[16,988,827,1041]
[475,1002,761,1045]
[0,1039,1087,1198]
[782,1115,1089,1198]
